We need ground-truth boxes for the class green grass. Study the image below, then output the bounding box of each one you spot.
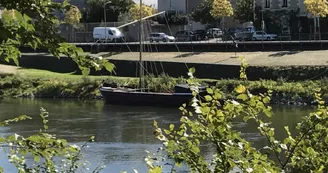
[16,68,121,81]
[2,67,328,105]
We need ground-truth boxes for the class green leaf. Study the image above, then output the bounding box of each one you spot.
[189,67,196,74]
[169,124,175,131]
[34,155,41,163]
[263,97,270,104]
[284,126,291,136]
[89,136,95,142]
[12,56,19,66]
[81,68,90,76]
[175,162,182,167]
[243,116,253,122]
[206,88,213,94]
[263,109,272,117]
[104,62,115,72]
[235,85,246,94]
[208,114,213,123]
[204,95,213,101]
[149,167,162,173]
[237,94,248,101]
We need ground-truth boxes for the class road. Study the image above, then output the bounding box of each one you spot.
[72,38,328,46]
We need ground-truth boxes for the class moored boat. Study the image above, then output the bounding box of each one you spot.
[100,84,206,107]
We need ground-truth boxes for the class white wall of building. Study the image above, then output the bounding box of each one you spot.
[158,0,186,13]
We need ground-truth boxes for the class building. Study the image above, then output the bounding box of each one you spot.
[255,0,307,16]
[52,0,87,9]
[157,0,205,29]
[158,0,310,29]
[158,0,205,14]
[158,0,187,13]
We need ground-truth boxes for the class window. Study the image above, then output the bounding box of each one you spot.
[265,0,270,8]
[282,0,288,7]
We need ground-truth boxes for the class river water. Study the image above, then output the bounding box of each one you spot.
[0,98,315,173]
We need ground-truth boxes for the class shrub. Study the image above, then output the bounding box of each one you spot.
[151,58,328,172]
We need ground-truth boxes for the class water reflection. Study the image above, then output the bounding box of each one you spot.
[0,98,315,172]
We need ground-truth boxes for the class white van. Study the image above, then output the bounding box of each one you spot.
[93,27,125,42]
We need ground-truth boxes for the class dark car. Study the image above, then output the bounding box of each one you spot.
[227,28,243,35]
[192,30,209,41]
[175,30,194,42]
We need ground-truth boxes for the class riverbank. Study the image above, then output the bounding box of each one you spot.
[1,67,327,105]
[3,52,328,81]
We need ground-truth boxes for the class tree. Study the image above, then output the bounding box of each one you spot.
[64,5,82,26]
[118,12,134,24]
[63,5,82,42]
[304,0,328,40]
[191,0,218,24]
[234,0,254,23]
[191,0,233,25]
[210,0,233,19]
[129,3,155,21]
[81,0,135,23]
[304,0,328,17]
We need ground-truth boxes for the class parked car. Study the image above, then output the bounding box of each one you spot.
[192,30,209,41]
[240,27,255,33]
[252,31,278,41]
[207,28,222,38]
[93,27,125,42]
[235,32,253,41]
[227,27,242,35]
[148,33,175,42]
[175,30,194,42]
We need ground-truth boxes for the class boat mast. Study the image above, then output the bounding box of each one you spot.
[138,0,144,90]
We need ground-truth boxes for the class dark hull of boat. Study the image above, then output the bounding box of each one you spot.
[99,87,194,107]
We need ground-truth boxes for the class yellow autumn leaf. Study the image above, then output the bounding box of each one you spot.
[235,85,246,94]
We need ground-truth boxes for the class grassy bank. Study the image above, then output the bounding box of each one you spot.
[1,68,328,105]
[0,68,190,99]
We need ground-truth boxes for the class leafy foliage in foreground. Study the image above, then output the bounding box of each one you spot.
[152,58,328,172]
[0,108,103,173]
[0,0,114,76]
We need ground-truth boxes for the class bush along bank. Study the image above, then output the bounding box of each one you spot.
[0,74,103,99]
[1,73,328,105]
[0,73,187,100]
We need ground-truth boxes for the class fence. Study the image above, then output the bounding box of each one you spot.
[59,22,328,44]
[59,21,186,43]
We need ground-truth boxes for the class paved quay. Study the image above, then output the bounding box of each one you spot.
[13,50,328,68]
[102,51,328,66]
